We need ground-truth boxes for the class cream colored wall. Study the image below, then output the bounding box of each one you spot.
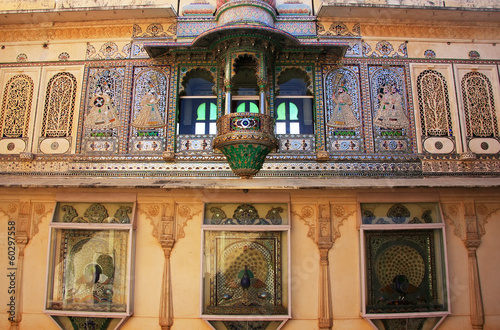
[0,0,54,10]
[0,211,13,330]
[476,203,500,329]
[0,187,498,329]
[1,0,499,12]
[0,0,177,11]
[317,0,500,9]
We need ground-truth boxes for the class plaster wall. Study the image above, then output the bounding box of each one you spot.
[0,187,498,329]
[1,0,499,13]
[0,0,178,11]
[0,211,13,330]
[317,0,500,9]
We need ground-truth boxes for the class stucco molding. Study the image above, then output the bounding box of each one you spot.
[475,202,500,239]
[176,203,201,240]
[30,202,52,238]
[442,202,465,240]
[138,203,162,241]
[331,204,354,243]
[0,201,18,220]
[292,205,316,241]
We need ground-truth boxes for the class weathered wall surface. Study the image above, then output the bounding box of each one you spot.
[319,0,500,9]
[0,187,498,329]
[0,0,177,11]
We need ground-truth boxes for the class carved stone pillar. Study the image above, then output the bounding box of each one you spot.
[464,202,484,330]
[6,201,50,330]
[318,204,333,330]
[140,202,199,329]
[294,203,351,330]
[258,78,267,115]
[9,202,30,330]
[224,79,232,115]
[159,205,175,330]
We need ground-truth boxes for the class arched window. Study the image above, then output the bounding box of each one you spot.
[195,102,217,134]
[275,69,313,134]
[416,70,452,137]
[178,68,217,135]
[235,102,259,113]
[0,74,34,138]
[231,54,259,113]
[41,72,78,137]
[461,71,498,138]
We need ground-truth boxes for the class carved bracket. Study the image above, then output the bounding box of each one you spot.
[443,201,494,244]
[443,200,489,330]
[292,205,316,243]
[293,203,352,249]
[176,203,201,240]
[442,203,465,241]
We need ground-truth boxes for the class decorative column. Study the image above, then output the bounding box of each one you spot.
[444,201,488,330]
[8,202,29,330]
[139,201,199,330]
[224,79,232,115]
[258,78,267,114]
[293,203,351,330]
[463,202,484,330]
[159,203,175,330]
[1,201,50,330]
[317,204,333,330]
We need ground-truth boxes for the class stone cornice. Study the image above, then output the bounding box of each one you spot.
[0,18,176,42]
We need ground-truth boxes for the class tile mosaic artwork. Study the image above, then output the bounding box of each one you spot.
[0,13,497,178]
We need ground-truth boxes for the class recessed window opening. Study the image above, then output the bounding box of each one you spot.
[178,68,216,135]
[231,55,259,113]
[275,69,313,134]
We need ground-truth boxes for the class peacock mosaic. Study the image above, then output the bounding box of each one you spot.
[203,203,289,316]
[46,202,134,315]
[360,202,448,320]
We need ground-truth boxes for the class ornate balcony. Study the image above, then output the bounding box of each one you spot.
[213,112,278,179]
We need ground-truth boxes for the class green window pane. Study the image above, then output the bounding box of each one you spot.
[277,103,286,120]
[249,103,259,113]
[289,103,298,120]
[276,102,299,120]
[209,103,217,120]
[236,103,246,113]
[197,103,206,120]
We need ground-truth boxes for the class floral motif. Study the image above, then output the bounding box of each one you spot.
[424,49,436,59]
[100,42,119,59]
[16,53,27,62]
[376,41,394,57]
[58,52,70,61]
[468,50,480,59]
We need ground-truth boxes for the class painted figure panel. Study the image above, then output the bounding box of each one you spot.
[325,68,360,129]
[324,66,363,152]
[131,67,168,131]
[84,68,124,135]
[369,66,411,152]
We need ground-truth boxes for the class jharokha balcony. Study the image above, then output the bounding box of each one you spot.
[213,112,278,179]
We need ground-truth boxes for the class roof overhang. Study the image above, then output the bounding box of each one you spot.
[1,175,500,189]
[0,6,176,25]
[317,3,500,23]
[144,24,349,59]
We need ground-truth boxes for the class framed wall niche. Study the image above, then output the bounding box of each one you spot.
[201,198,291,330]
[45,193,137,330]
[358,194,451,330]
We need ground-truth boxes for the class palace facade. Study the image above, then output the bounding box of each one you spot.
[0,0,499,329]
